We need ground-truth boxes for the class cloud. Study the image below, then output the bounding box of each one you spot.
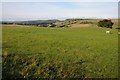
[2,2,118,21]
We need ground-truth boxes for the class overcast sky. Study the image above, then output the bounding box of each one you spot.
[2,2,118,21]
[1,0,119,2]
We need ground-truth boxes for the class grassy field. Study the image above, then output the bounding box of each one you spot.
[2,24,118,79]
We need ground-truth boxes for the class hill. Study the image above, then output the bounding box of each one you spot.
[2,19,61,27]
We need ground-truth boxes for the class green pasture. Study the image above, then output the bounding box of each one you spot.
[2,24,118,79]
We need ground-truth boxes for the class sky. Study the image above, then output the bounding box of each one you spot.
[1,2,118,21]
[1,0,120,2]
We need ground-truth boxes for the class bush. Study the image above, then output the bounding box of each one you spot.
[97,19,114,28]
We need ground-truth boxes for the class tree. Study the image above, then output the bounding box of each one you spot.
[97,19,114,29]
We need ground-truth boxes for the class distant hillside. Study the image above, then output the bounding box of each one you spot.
[17,20,60,24]
[1,18,118,28]
[2,19,61,27]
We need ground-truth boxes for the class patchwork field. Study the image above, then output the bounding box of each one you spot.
[2,24,118,79]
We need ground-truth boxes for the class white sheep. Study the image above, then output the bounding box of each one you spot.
[118,32,120,34]
[106,30,110,34]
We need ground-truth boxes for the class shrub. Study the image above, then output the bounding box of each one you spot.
[97,19,114,28]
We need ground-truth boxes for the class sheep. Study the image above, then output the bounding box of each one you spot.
[106,30,110,34]
[118,32,120,34]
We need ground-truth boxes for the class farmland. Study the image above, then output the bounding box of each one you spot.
[2,23,118,79]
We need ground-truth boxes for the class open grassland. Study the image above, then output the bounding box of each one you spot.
[2,24,118,79]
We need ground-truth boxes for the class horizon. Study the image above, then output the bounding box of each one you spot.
[2,2,118,21]
[1,18,118,22]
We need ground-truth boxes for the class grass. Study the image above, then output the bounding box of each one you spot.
[2,24,118,79]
